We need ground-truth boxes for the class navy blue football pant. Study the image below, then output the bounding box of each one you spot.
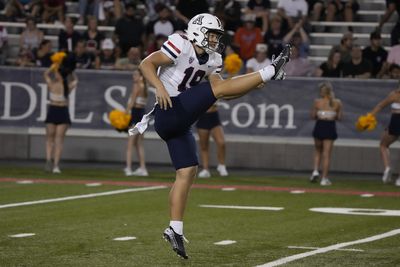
[154,82,217,170]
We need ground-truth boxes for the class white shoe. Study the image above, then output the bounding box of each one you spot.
[310,170,319,183]
[198,169,211,178]
[382,168,391,184]
[395,178,400,187]
[131,167,149,177]
[52,166,61,174]
[217,165,228,176]
[320,177,332,186]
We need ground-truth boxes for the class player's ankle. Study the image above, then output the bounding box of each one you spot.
[259,65,275,82]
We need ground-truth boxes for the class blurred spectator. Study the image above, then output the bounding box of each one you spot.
[174,0,209,30]
[386,43,400,66]
[95,38,117,69]
[146,4,176,39]
[277,0,308,31]
[362,31,388,78]
[74,39,94,69]
[283,21,310,58]
[264,15,286,59]
[144,0,175,22]
[342,44,372,78]
[77,0,99,25]
[82,17,104,56]
[115,46,141,70]
[387,64,400,79]
[285,45,315,77]
[315,48,343,77]
[16,48,35,67]
[330,31,355,63]
[5,0,41,20]
[326,0,359,22]
[98,0,123,26]
[146,33,167,55]
[58,17,81,52]
[307,0,325,21]
[32,39,53,67]
[0,26,8,65]
[244,0,271,34]
[20,17,43,52]
[42,0,65,23]
[214,0,242,34]
[114,3,145,57]
[377,0,400,46]
[245,43,271,73]
[233,14,263,61]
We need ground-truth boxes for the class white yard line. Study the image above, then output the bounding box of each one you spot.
[287,246,363,252]
[257,229,400,267]
[199,205,283,211]
[0,186,166,209]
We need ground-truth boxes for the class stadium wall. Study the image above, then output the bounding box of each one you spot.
[0,67,399,174]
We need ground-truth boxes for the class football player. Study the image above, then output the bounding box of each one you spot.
[130,13,291,259]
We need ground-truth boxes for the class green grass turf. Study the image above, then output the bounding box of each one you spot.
[0,166,400,266]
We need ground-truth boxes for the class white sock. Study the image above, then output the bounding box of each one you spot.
[170,220,183,235]
[258,65,275,82]
[384,167,390,173]
[312,170,319,176]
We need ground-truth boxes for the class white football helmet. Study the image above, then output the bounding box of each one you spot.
[186,13,224,54]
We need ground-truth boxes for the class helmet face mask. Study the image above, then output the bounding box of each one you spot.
[187,13,225,54]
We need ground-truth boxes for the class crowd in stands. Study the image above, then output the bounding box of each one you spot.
[0,0,399,79]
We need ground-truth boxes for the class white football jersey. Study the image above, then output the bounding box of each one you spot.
[160,33,223,97]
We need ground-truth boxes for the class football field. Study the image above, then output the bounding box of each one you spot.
[0,165,400,267]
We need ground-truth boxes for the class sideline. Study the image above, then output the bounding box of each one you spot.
[257,229,400,267]
[0,186,166,209]
[1,177,400,197]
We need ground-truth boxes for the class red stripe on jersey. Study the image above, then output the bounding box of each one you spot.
[167,41,181,54]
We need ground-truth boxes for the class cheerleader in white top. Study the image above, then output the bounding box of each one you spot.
[310,81,343,186]
[369,84,400,186]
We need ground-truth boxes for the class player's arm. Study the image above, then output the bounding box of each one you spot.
[139,51,173,110]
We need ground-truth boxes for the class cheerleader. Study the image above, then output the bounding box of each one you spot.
[44,53,77,173]
[124,68,148,176]
[369,83,400,186]
[310,81,343,186]
[196,104,228,178]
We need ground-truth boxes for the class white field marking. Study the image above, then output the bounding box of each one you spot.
[221,187,236,191]
[257,229,400,267]
[199,205,284,211]
[9,233,36,238]
[287,246,364,252]
[113,236,137,241]
[290,190,305,194]
[310,207,400,217]
[360,194,374,198]
[16,180,34,184]
[0,186,166,209]
[85,183,102,187]
[214,240,237,245]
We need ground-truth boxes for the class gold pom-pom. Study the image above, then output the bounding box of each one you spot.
[356,113,377,131]
[109,109,131,131]
[51,52,67,65]
[224,53,243,75]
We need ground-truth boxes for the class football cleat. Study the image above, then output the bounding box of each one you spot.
[163,227,189,259]
[271,44,292,80]
[198,169,211,178]
[217,165,229,176]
